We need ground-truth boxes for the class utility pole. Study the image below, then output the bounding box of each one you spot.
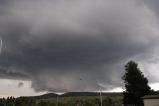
[56,95,58,106]
[99,88,102,106]
[0,38,2,54]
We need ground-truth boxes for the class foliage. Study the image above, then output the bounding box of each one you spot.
[15,97,36,106]
[122,61,153,106]
[37,96,122,106]
[0,97,36,106]
[0,96,122,106]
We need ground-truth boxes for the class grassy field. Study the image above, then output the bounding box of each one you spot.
[0,94,123,106]
[37,96,123,106]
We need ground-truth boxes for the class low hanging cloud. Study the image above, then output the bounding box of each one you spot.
[0,0,159,92]
[18,82,24,88]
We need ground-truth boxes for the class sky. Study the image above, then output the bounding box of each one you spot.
[1,0,159,97]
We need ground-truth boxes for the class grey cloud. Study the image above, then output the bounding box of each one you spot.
[0,0,159,92]
[18,82,24,88]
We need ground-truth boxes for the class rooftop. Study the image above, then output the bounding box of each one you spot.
[143,95,159,99]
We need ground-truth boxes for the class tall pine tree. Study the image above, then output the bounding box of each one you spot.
[122,61,153,106]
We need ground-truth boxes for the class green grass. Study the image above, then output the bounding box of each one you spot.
[36,96,123,106]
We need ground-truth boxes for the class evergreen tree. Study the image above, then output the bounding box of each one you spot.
[122,61,152,106]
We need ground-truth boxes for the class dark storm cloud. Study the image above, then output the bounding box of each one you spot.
[144,0,159,14]
[0,0,159,92]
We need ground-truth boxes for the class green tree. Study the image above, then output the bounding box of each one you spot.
[122,61,153,106]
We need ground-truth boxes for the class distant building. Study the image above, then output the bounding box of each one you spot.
[143,95,159,106]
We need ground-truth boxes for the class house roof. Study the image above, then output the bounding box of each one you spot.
[143,95,159,99]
